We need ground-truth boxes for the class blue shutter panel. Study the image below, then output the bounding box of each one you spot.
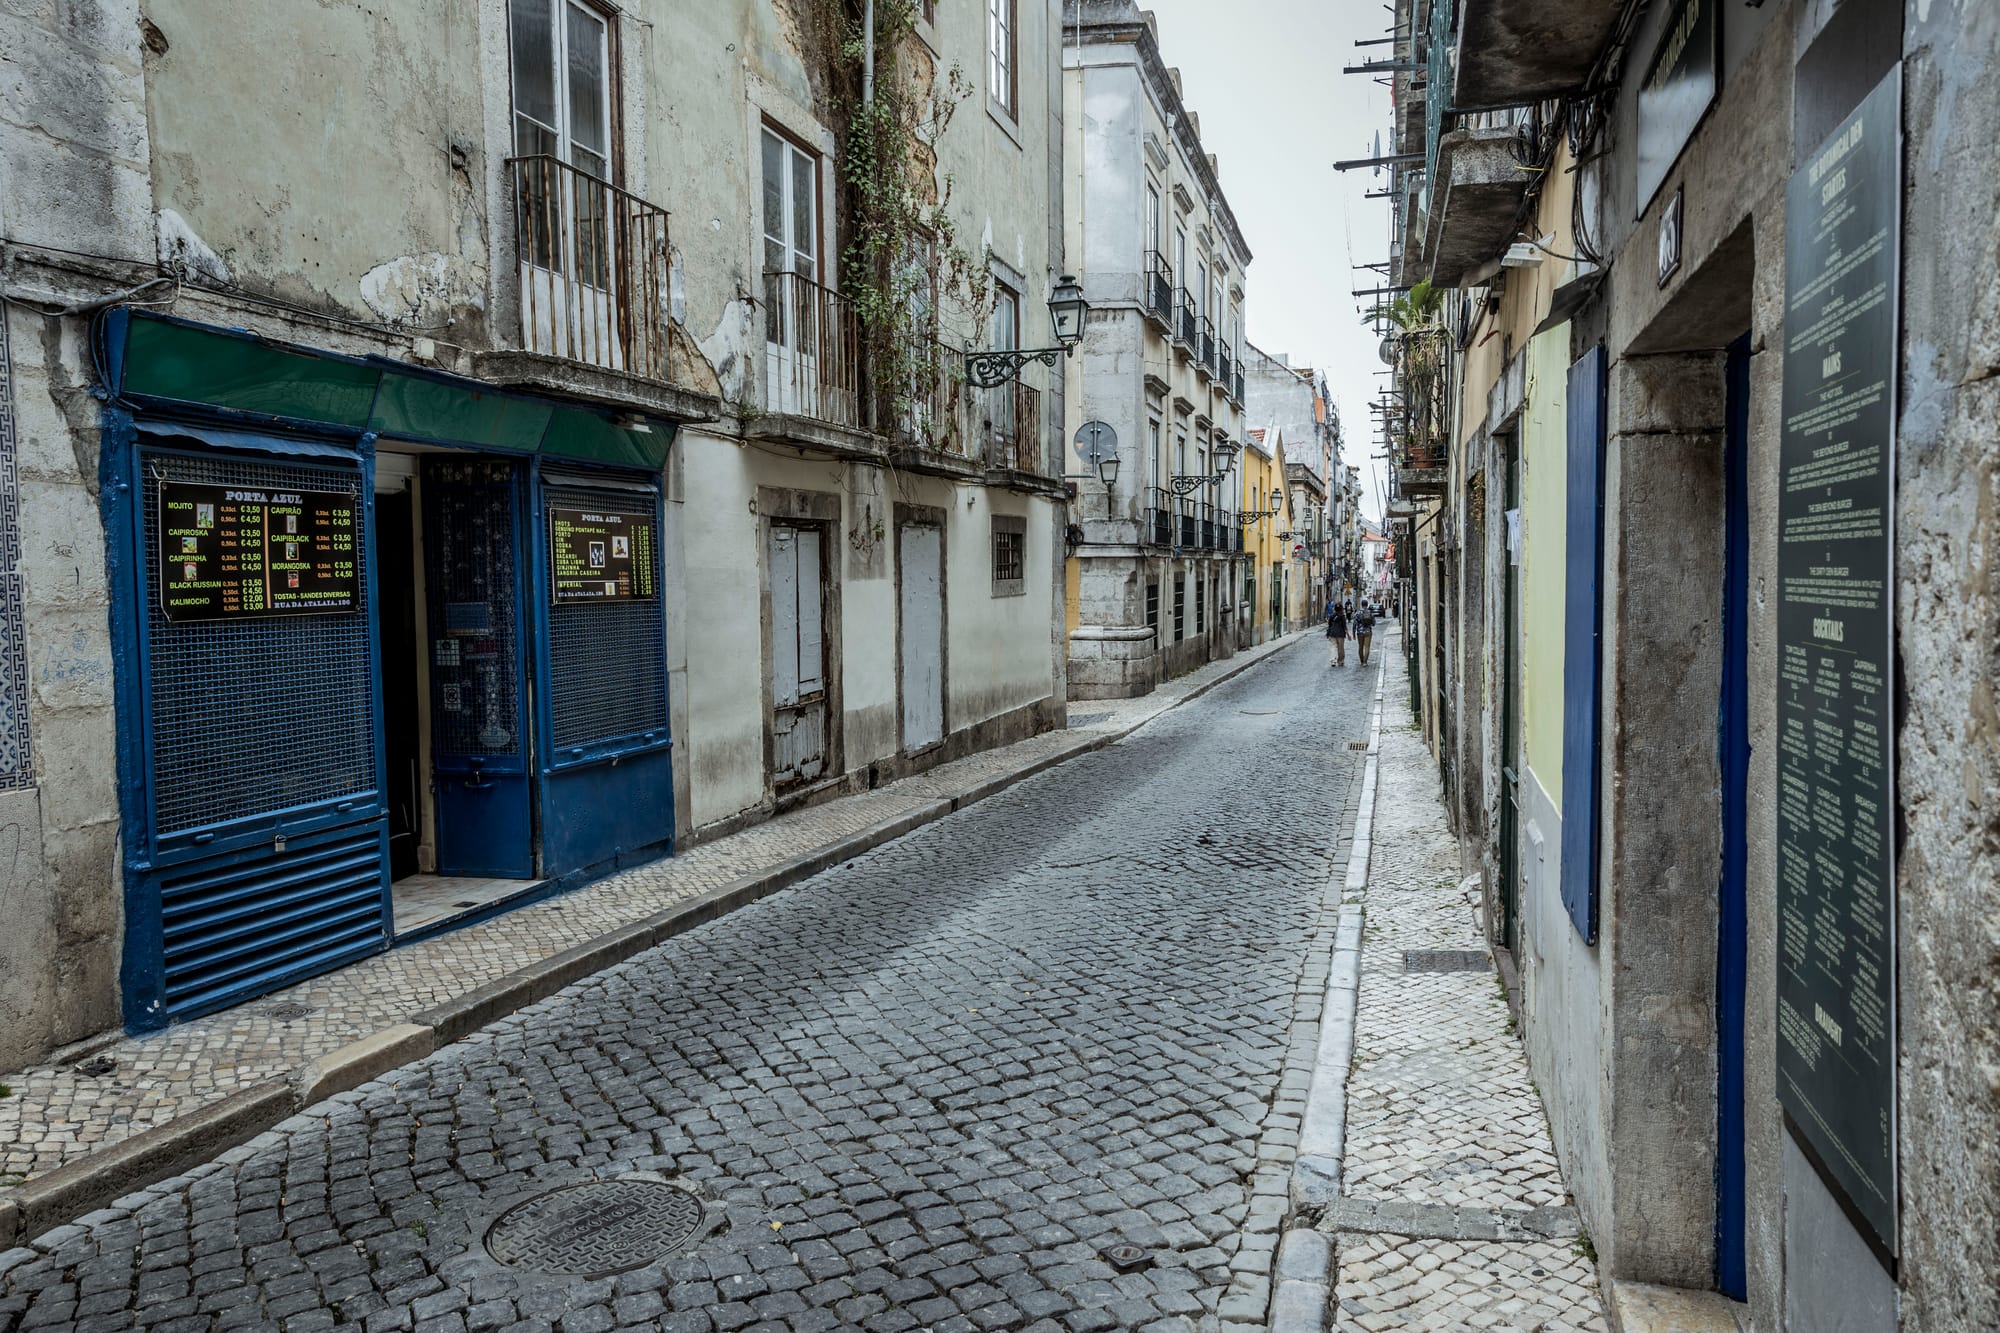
[1559,345,1608,944]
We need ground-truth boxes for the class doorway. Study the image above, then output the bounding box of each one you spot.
[377,453,543,939]
[899,522,944,754]
[770,522,830,786]
[1716,334,1752,1298]
[1498,434,1523,952]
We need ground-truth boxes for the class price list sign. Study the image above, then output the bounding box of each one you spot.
[1775,70,1899,1254]
[549,506,657,603]
[157,482,360,623]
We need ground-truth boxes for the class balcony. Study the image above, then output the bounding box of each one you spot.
[895,338,970,457]
[763,268,865,431]
[509,154,670,380]
[1232,369,1244,403]
[1144,252,1175,329]
[1421,112,1534,286]
[1396,444,1449,496]
[1218,345,1233,390]
[1177,502,1198,548]
[1144,487,1175,547]
[1197,318,1216,379]
[1175,291,1198,351]
[1454,0,1624,107]
[982,380,1046,475]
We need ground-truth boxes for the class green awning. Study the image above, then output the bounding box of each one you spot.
[116,312,673,469]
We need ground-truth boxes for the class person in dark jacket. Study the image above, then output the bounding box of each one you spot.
[1353,601,1376,664]
[1326,599,1349,666]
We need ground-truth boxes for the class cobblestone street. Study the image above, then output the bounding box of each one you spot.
[0,639,1378,1332]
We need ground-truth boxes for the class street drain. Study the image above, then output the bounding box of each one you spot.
[264,1002,314,1022]
[1347,741,1369,750]
[485,1179,703,1276]
[1402,949,1492,973]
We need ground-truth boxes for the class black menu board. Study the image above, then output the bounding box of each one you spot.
[548,506,656,603]
[158,481,360,623]
[1775,70,1898,1254]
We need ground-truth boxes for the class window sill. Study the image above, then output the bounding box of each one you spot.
[991,581,1026,598]
[986,100,1023,150]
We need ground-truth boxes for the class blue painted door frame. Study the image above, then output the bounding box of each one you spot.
[1717,335,1752,1299]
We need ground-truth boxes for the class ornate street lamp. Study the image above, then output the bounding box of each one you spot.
[966,274,1089,388]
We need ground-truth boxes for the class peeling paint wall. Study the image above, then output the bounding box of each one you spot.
[142,0,491,336]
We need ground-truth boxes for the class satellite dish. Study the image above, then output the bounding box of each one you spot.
[1074,420,1118,467]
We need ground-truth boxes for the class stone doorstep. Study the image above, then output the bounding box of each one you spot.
[0,632,1310,1255]
[1605,1280,1749,1333]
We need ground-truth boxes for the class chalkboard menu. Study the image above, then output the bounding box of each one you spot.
[548,506,656,603]
[157,482,360,623]
[1775,70,1899,1254]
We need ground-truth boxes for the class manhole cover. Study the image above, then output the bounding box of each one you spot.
[1347,741,1369,750]
[1402,949,1492,973]
[264,1002,314,1022]
[485,1180,703,1276]
[1069,711,1113,728]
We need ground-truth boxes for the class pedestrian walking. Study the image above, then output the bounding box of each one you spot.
[1327,599,1349,666]
[1354,600,1376,665]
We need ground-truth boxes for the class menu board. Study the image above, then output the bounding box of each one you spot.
[158,481,360,623]
[549,506,656,603]
[1774,70,1898,1254]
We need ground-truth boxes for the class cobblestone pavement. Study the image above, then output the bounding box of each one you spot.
[0,634,1306,1192]
[1322,635,1607,1332]
[0,634,1374,1332]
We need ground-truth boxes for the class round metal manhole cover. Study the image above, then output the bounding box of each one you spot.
[484,1180,703,1276]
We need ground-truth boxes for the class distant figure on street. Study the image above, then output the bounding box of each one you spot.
[1326,599,1349,666]
[1354,601,1377,664]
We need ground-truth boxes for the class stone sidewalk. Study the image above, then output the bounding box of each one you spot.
[1282,636,1610,1332]
[0,632,1308,1249]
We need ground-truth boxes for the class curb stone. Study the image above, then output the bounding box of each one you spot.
[1,1080,297,1252]
[0,635,1306,1256]
[1272,659,1387,1331]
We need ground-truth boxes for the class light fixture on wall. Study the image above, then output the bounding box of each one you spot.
[966,275,1089,388]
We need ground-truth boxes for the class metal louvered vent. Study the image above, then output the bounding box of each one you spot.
[544,482,668,750]
[159,824,386,1019]
[141,451,376,835]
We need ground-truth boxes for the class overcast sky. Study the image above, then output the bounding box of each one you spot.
[1141,0,1395,521]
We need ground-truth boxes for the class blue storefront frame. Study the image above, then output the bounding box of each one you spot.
[99,310,677,1031]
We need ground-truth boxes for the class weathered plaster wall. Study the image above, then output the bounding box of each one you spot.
[1892,0,2000,1324]
[141,0,489,332]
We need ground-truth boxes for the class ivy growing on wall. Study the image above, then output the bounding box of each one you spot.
[787,0,993,447]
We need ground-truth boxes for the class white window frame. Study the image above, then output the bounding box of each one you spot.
[507,0,612,178]
[987,0,1018,120]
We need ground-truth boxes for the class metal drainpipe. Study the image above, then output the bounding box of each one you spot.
[861,0,875,105]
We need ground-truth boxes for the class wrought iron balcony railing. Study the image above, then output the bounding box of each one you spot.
[1197,318,1216,378]
[1176,292,1198,349]
[984,380,1045,474]
[509,154,670,380]
[1144,252,1175,328]
[1145,487,1175,547]
[1218,345,1233,388]
[762,268,865,430]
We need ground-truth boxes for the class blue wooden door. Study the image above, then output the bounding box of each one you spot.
[1717,335,1752,1298]
[531,469,674,876]
[1559,346,1607,943]
[422,457,533,878]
